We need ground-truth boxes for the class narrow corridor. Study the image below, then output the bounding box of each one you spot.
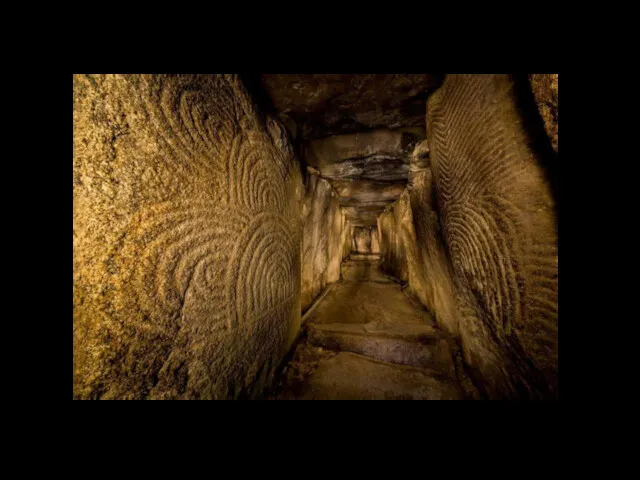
[271,255,470,400]
[73,74,558,400]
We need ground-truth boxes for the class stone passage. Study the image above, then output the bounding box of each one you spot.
[376,75,558,399]
[352,226,379,254]
[270,256,474,400]
[73,74,557,400]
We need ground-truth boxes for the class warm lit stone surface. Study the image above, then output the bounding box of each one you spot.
[407,167,459,337]
[340,216,353,262]
[371,228,380,253]
[307,280,428,326]
[304,128,420,226]
[342,205,384,227]
[305,128,419,177]
[271,257,469,400]
[73,74,303,400]
[301,168,349,313]
[261,74,440,139]
[341,257,389,283]
[74,73,557,401]
[378,196,410,283]
[352,226,379,254]
[529,74,558,152]
[307,323,454,374]
[331,180,406,207]
[277,352,462,400]
[378,74,558,399]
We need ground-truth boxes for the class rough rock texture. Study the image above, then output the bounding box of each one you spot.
[371,229,380,253]
[529,74,558,152]
[378,140,459,336]
[305,128,420,226]
[277,351,462,400]
[340,219,353,261]
[341,256,393,283]
[271,256,468,400]
[378,75,558,399]
[301,168,348,313]
[305,128,420,177]
[261,74,441,139]
[332,179,407,207]
[307,322,454,374]
[407,154,459,337]
[73,74,303,400]
[378,197,410,283]
[352,226,379,254]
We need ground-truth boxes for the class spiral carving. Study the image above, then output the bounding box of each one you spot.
[74,74,301,399]
[427,74,558,396]
[226,212,299,330]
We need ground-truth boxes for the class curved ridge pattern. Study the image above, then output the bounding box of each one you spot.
[427,74,558,398]
[73,74,302,400]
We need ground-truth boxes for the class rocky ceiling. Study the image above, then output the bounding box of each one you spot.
[305,128,423,226]
[260,74,440,140]
[260,74,437,227]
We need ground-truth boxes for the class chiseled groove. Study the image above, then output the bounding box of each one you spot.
[453,84,504,169]
[179,90,207,153]
[159,77,223,171]
[226,212,297,330]
[446,211,495,297]
[471,201,523,333]
[142,76,236,182]
[75,74,304,400]
[269,257,292,311]
[527,296,558,315]
[133,207,238,325]
[130,170,283,330]
[528,276,557,290]
[445,75,483,141]
[246,233,293,315]
[433,77,530,338]
[184,89,221,156]
[528,307,557,323]
[426,74,558,397]
[227,134,242,205]
[527,285,558,304]
[524,265,558,276]
[445,83,515,202]
[192,98,220,156]
[478,194,525,332]
[442,84,480,187]
[446,113,503,197]
[125,86,195,196]
[465,148,520,199]
[172,240,226,301]
[449,205,510,334]
[233,138,287,214]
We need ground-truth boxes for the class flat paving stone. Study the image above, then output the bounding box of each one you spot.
[273,258,465,400]
[278,352,463,400]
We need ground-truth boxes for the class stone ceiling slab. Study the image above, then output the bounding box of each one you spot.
[261,74,441,139]
[332,180,407,207]
[303,128,420,227]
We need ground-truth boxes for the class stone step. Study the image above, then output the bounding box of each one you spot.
[349,254,380,261]
[306,321,455,375]
[279,351,463,400]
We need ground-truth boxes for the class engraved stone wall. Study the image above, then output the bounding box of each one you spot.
[73,74,303,399]
[378,74,558,398]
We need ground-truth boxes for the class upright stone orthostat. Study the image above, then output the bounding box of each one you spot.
[73,74,303,399]
[300,168,346,313]
[378,74,558,399]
